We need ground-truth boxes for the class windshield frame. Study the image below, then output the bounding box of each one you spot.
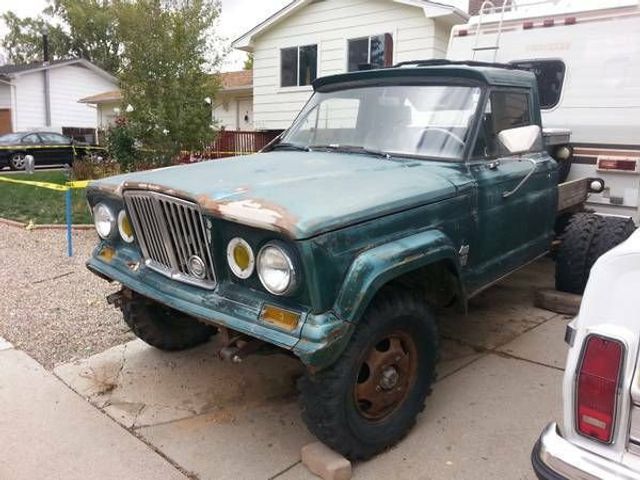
[276,78,488,163]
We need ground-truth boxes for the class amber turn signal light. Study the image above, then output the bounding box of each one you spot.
[260,305,300,331]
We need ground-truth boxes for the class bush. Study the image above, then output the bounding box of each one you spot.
[71,156,120,181]
[106,117,138,172]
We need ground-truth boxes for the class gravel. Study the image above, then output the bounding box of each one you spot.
[0,225,134,369]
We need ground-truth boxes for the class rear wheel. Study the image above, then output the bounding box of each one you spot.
[556,213,636,294]
[298,289,438,460]
[120,294,216,351]
[587,216,636,270]
[9,153,27,170]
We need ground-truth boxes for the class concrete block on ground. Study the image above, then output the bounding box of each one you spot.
[0,336,13,351]
[534,289,581,316]
[301,442,352,480]
[0,349,185,480]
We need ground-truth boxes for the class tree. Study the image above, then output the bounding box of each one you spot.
[116,0,221,166]
[1,1,121,74]
[243,52,254,70]
[1,11,70,65]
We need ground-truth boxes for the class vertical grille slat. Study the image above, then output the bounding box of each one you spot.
[123,191,216,289]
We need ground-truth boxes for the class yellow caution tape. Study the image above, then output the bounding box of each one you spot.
[0,177,92,191]
[0,176,70,191]
[66,180,91,189]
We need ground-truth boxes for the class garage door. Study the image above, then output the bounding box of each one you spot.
[0,109,11,135]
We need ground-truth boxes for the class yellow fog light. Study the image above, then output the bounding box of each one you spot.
[227,237,255,279]
[117,210,135,243]
[260,305,300,331]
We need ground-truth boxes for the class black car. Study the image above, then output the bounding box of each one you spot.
[0,131,104,170]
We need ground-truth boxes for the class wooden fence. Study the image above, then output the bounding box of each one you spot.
[180,130,281,162]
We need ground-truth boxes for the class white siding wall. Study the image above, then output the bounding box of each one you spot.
[214,93,240,130]
[98,100,120,129]
[14,72,46,131]
[13,64,116,132]
[213,92,255,130]
[0,84,11,108]
[48,64,117,130]
[251,0,447,130]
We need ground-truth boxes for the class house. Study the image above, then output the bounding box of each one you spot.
[213,70,254,131]
[0,58,118,141]
[231,0,470,132]
[82,70,255,135]
[78,90,122,132]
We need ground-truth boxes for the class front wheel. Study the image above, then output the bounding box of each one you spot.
[9,153,27,170]
[298,289,438,460]
[120,294,216,351]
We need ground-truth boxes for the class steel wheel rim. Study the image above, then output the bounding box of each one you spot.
[12,154,26,169]
[353,330,418,421]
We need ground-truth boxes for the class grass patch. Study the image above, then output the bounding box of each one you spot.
[0,171,92,225]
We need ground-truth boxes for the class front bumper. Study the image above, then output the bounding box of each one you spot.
[532,423,640,480]
[87,246,352,369]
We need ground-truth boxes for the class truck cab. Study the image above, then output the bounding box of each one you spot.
[86,61,589,460]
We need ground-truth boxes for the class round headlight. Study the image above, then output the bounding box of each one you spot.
[227,237,255,279]
[118,210,135,243]
[93,203,115,239]
[257,243,298,295]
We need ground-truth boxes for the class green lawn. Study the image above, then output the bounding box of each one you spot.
[0,171,92,225]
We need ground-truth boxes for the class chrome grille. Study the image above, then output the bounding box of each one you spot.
[123,191,216,289]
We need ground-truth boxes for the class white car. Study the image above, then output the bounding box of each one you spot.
[533,228,640,479]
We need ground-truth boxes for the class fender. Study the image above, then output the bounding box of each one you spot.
[333,229,465,323]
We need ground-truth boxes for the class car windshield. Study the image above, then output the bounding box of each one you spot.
[280,85,482,160]
[0,133,24,144]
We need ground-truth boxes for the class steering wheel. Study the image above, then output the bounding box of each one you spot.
[418,127,466,149]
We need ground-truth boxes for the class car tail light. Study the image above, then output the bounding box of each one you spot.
[598,158,637,172]
[576,335,624,443]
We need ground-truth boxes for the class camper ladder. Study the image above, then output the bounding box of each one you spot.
[472,0,509,62]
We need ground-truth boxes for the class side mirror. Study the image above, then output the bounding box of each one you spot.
[497,125,542,155]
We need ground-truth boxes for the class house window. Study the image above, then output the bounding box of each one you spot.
[348,34,394,72]
[510,60,566,109]
[281,45,318,87]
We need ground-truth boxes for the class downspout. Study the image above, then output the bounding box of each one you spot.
[43,30,52,127]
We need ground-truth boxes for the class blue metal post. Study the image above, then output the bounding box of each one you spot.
[65,188,73,257]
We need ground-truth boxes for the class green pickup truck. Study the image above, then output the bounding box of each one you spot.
[86,61,634,460]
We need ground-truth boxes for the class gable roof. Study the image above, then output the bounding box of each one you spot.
[0,58,116,84]
[232,0,469,51]
[220,70,253,91]
[78,90,122,105]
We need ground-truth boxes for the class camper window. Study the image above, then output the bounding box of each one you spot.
[511,60,565,109]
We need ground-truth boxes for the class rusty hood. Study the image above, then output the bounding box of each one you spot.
[91,151,461,239]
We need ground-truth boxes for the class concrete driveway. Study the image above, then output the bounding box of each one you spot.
[54,258,568,480]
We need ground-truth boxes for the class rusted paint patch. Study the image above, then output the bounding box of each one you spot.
[196,194,299,237]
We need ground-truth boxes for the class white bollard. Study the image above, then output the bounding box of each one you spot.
[25,154,35,174]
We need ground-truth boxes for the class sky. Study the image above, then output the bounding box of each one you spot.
[0,0,291,71]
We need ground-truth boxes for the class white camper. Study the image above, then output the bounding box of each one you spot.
[448,0,640,222]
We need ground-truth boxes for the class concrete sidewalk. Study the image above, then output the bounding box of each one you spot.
[0,337,186,480]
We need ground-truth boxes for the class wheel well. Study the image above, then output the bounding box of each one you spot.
[382,259,464,311]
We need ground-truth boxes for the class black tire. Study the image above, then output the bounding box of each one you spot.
[556,213,637,294]
[555,213,601,294]
[9,152,27,171]
[298,289,438,460]
[557,157,572,184]
[121,295,216,351]
[587,216,636,270]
